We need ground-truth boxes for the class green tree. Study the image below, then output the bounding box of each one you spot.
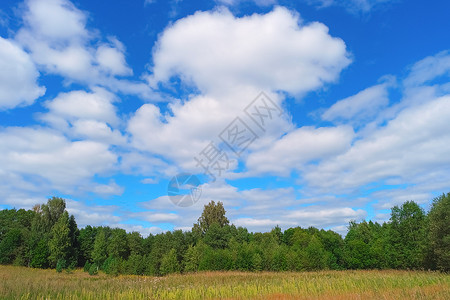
[48,211,71,268]
[67,214,79,267]
[388,201,427,269]
[160,248,180,275]
[40,197,66,232]
[0,228,22,264]
[203,223,231,249]
[252,252,263,271]
[127,232,144,256]
[270,225,283,245]
[92,228,108,267]
[428,193,450,272]
[78,226,98,266]
[305,235,329,270]
[183,244,201,272]
[108,228,129,259]
[126,254,144,275]
[194,201,229,234]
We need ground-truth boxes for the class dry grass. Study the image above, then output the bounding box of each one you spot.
[0,266,449,299]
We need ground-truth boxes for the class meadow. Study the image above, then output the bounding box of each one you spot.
[0,266,449,299]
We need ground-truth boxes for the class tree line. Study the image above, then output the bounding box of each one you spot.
[0,193,449,275]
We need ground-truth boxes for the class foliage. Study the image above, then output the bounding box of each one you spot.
[88,263,98,276]
[195,200,229,234]
[160,248,180,275]
[56,258,66,273]
[1,195,450,276]
[428,193,450,272]
[48,211,71,267]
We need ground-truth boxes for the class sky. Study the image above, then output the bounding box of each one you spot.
[1,0,450,236]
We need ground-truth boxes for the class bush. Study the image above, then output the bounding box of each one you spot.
[88,263,98,276]
[83,261,91,272]
[103,257,120,276]
[56,258,66,273]
[160,249,180,275]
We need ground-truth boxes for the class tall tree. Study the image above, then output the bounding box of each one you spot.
[78,226,98,266]
[48,211,71,268]
[41,197,66,232]
[108,228,129,259]
[194,201,229,234]
[92,228,108,267]
[160,248,180,275]
[388,201,427,269]
[428,193,450,272]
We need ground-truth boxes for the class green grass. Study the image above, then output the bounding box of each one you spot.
[0,266,449,299]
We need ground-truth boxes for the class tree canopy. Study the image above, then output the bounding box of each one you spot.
[0,196,449,275]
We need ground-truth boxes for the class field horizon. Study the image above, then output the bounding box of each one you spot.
[1,265,449,299]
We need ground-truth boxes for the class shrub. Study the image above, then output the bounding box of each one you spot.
[83,261,91,272]
[88,263,98,276]
[56,258,66,273]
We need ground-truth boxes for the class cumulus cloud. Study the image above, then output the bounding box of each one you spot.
[43,88,119,125]
[15,0,149,98]
[149,6,350,96]
[0,127,118,192]
[305,95,450,193]
[0,37,45,110]
[300,51,450,198]
[39,87,126,145]
[130,7,350,175]
[127,91,291,169]
[244,125,354,176]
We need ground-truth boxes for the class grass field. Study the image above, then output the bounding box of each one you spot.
[0,266,449,299]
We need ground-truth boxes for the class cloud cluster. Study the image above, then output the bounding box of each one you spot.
[0,37,45,110]
[130,6,351,174]
[14,0,152,98]
[149,7,350,96]
[1,0,449,237]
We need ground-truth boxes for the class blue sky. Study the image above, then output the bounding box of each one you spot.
[1,0,450,236]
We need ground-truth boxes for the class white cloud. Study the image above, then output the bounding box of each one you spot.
[141,178,159,184]
[65,199,121,227]
[322,77,394,123]
[130,7,350,173]
[0,37,45,110]
[285,206,367,227]
[305,95,450,193]
[96,39,133,76]
[233,217,297,231]
[23,0,88,41]
[90,180,124,196]
[244,125,354,176]
[43,88,119,125]
[230,204,367,233]
[120,152,176,178]
[216,0,277,7]
[133,212,180,223]
[39,87,126,145]
[15,0,150,98]
[149,6,350,96]
[306,0,395,14]
[0,127,118,191]
[216,0,397,14]
[127,91,289,171]
[403,50,450,88]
